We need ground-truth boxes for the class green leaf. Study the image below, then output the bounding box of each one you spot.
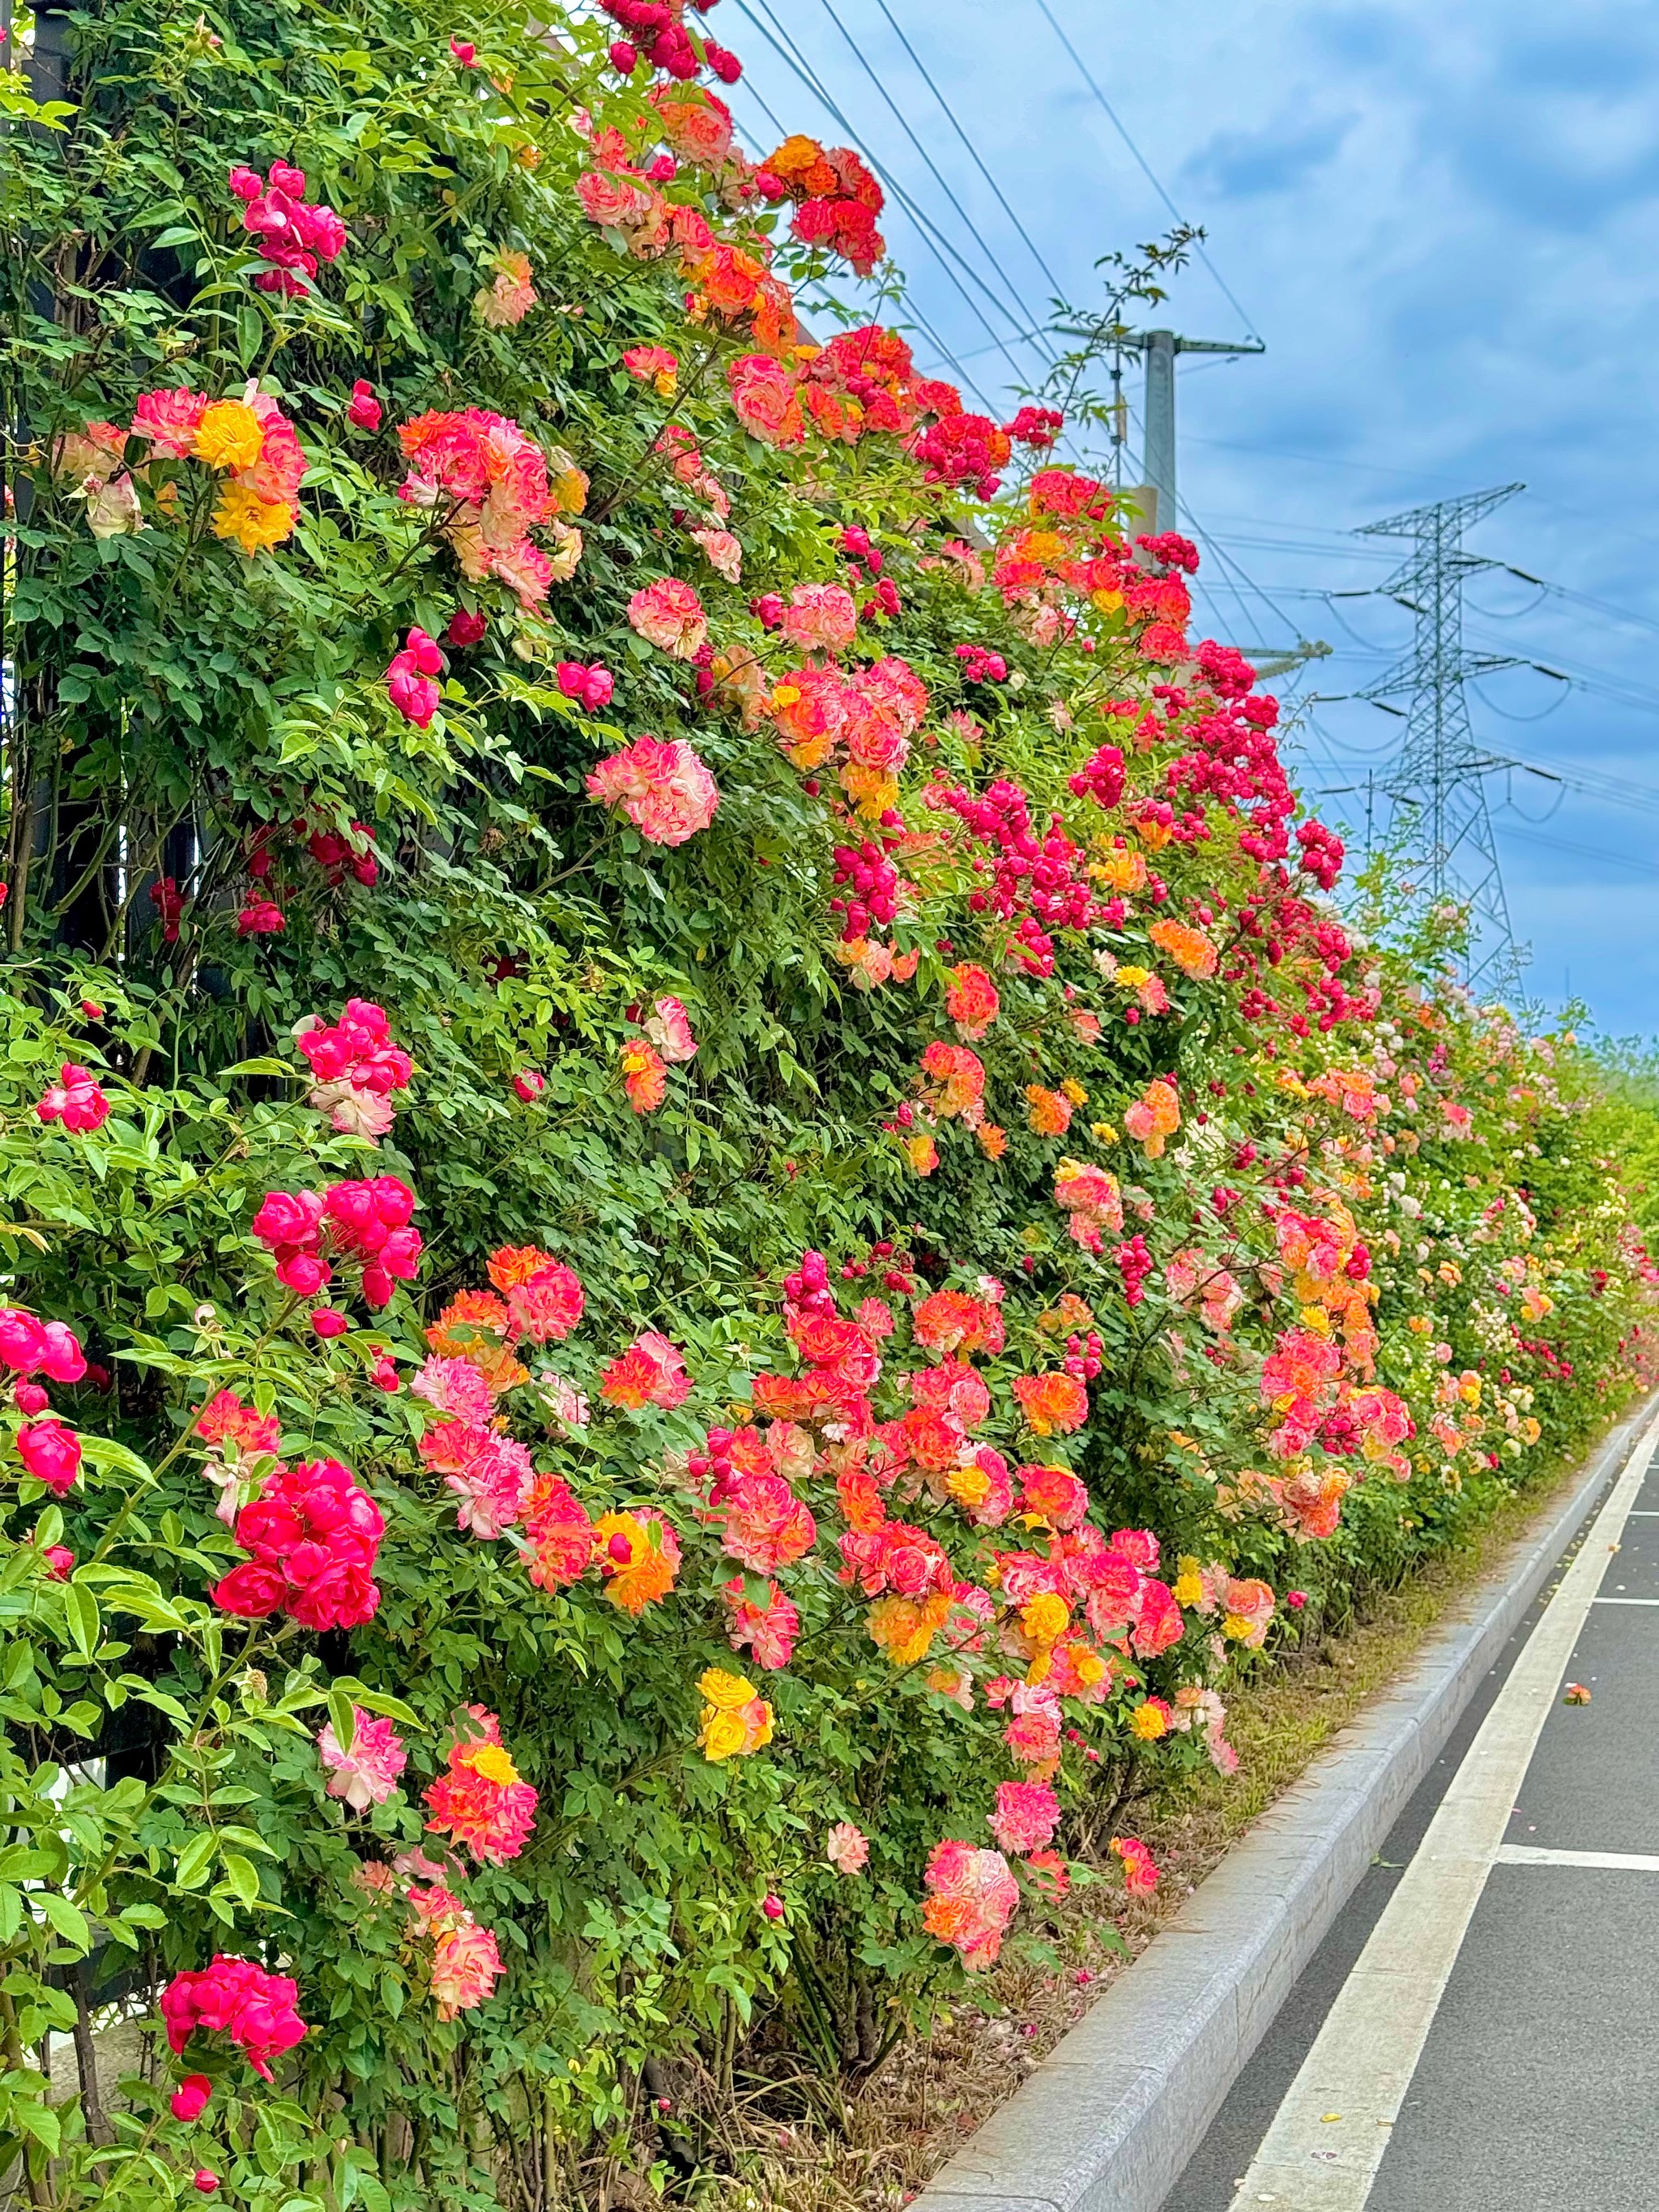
[220,1853,262,1907]
[62,1583,100,1661]
[339,1685,420,1727]
[173,1830,219,1890]
[218,1826,279,1858]
[79,1434,153,1485]
[326,1687,356,1756]
[14,2099,60,2153]
[135,1687,192,1727]
[38,1891,91,1954]
[341,2163,394,2212]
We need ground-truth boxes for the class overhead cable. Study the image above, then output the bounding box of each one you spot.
[804,0,1060,343]
[1027,0,1260,341]
[730,0,1050,386]
[866,0,1067,296]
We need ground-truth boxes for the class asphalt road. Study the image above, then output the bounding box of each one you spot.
[1161,1424,1659,2212]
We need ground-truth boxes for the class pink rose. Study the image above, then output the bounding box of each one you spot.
[586,736,719,847]
[170,2074,212,2122]
[727,354,804,446]
[36,1063,111,1133]
[826,1821,869,1874]
[347,379,382,430]
[17,1420,82,1495]
[626,577,707,660]
[781,583,857,655]
[576,169,659,233]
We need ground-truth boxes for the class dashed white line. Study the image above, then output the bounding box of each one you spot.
[1495,1845,1659,1872]
[1226,1405,1659,2212]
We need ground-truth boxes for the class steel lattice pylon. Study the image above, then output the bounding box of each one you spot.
[1357,485,1527,989]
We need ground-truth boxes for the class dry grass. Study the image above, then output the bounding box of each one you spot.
[689,1428,1621,2211]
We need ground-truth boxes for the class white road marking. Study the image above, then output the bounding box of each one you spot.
[1227,1406,1659,2212]
[1495,1845,1659,1872]
[1592,1595,1659,1605]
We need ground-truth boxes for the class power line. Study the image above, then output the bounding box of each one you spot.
[1202,532,1398,563]
[1180,430,1659,565]
[1283,541,1659,647]
[1458,621,1659,719]
[801,0,1060,345]
[1027,0,1260,341]
[730,0,1051,388]
[1467,677,1568,726]
[727,14,1016,397]
[1183,430,1443,481]
[724,39,1005,411]
[1531,574,1659,647]
[1499,824,1659,881]
[866,0,1067,297]
[1239,570,1659,721]
[715,14,1659,943]
[1491,754,1659,822]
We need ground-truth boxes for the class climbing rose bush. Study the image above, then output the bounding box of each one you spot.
[3,0,1658,2205]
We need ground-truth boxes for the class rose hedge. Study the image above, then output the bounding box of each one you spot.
[2,2,1657,2206]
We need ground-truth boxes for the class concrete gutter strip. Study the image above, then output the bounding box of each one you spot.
[914,1401,1651,2212]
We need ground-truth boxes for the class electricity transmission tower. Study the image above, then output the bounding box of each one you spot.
[1357,485,1528,988]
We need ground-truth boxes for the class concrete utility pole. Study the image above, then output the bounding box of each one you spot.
[1052,327,1265,533]
[1357,485,1527,988]
[1135,329,1265,535]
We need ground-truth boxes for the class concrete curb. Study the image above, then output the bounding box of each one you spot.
[913,1401,1653,2212]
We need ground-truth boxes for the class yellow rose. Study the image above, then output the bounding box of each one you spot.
[471,1742,521,1786]
[946,1462,991,1510]
[700,1710,747,1762]
[545,443,589,515]
[211,483,292,555]
[193,399,265,472]
[697,1668,755,1711]
[1020,1591,1069,1647]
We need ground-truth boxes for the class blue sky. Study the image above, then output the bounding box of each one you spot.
[720,0,1659,1040]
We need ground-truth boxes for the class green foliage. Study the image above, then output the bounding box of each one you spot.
[0,0,1653,2204]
